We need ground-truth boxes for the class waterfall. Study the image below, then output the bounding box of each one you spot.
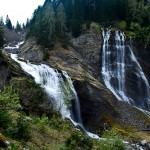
[11,54,71,118]
[11,53,100,139]
[102,30,150,111]
[62,71,83,125]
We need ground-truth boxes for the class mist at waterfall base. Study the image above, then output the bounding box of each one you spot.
[11,53,100,139]
[102,30,150,112]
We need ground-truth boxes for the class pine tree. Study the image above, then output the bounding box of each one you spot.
[0,17,4,26]
[16,21,21,31]
[43,3,56,46]
[72,0,82,37]
[0,17,4,48]
[56,3,67,37]
[5,15,13,30]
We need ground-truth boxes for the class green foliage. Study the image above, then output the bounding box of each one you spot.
[130,22,141,31]
[96,25,101,33]
[43,48,50,61]
[5,15,13,30]
[49,116,70,131]
[130,22,150,47]
[12,78,44,107]
[9,143,20,150]
[72,19,82,37]
[0,110,12,129]
[61,132,93,150]
[15,21,21,31]
[119,21,127,30]
[35,114,49,133]
[0,84,20,111]
[0,17,4,48]
[60,80,74,109]
[56,3,67,38]
[97,129,126,150]
[26,0,150,46]
[86,21,91,30]
[11,114,31,141]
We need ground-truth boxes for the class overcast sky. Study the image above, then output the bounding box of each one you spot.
[0,0,45,26]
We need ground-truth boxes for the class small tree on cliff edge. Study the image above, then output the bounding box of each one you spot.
[0,17,4,48]
[5,15,13,30]
[56,3,67,38]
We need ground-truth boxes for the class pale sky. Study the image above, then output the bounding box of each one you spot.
[0,0,45,26]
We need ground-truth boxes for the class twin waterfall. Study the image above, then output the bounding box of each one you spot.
[9,29,149,139]
[102,30,150,111]
[11,54,99,139]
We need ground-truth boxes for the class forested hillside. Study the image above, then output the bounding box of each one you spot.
[27,0,150,48]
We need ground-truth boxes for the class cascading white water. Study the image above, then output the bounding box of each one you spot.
[11,53,100,139]
[11,54,71,118]
[102,29,128,102]
[62,71,83,125]
[102,29,150,111]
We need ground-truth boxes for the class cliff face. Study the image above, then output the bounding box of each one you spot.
[18,25,150,132]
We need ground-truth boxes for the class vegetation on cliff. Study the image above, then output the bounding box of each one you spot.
[26,0,150,49]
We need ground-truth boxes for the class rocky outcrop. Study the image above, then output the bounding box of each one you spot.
[19,38,43,62]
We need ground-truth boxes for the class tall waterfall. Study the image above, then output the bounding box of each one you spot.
[11,53,99,139]
[102,30,150,111]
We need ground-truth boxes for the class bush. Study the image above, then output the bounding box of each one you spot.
[97,129,126,150]
[35,114,49,133]
[86,20,91,30]
[62,132,93,150]
[0,110,12,129]
[119,21,127,30]
[43,49,50,61]
[0,84,20,111]
[130,22,141,31]
[11,115,31,141]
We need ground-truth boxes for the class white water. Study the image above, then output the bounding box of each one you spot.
[4,41,24,49]
[11,54,71,118]
[11,53,100,139]
[62,71,100,139]
[102,30,150,111]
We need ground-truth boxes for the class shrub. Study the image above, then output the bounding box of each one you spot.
[0,84,20,111]
[43,49,50,61]
[86,20,91,30]
[119,21,127,30]
[97,129,126,150]
[0,110,12,129]
[63,132,93,150]
[11,114,31,141]
[130,22,141,31]
[35,114,49,133]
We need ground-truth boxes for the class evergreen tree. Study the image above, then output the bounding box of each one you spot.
[5,15,13,30]
[72,0,83,37]
[0,17,4,48]
[16,21,21,31]
[26,18,30,28]
[0,17,4,26]
[56,3,67,37]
